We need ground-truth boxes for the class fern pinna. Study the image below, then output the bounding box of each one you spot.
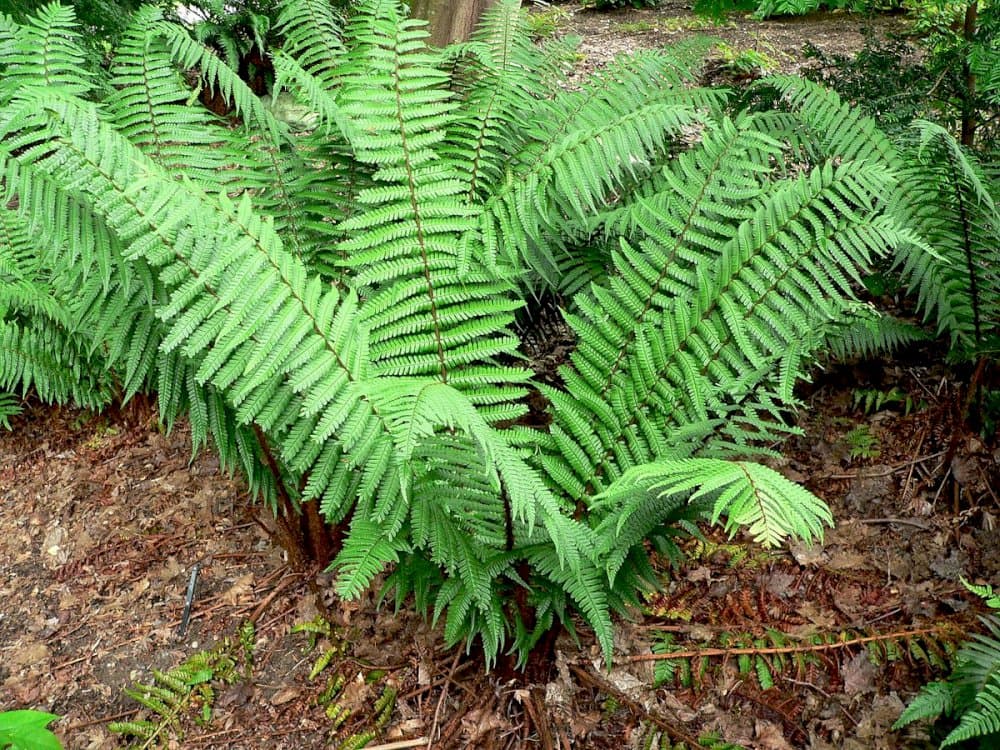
[0,0,914,665]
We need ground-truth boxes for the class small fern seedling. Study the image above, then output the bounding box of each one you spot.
[109,639,242,747]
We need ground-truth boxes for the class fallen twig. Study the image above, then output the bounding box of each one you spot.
[366,738,431,750]
[625,624,952,662]
[825,450,946,480]
[858,517,934,530]
[427,649,462,749]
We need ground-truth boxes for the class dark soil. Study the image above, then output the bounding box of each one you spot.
[3,6,998,750]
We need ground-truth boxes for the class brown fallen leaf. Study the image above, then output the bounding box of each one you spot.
[269,686,301,706]
[842,651,877,695]
[221,573,255,605]
[755,719,795,750]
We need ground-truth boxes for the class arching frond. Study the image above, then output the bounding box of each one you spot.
[889,120,1000,358]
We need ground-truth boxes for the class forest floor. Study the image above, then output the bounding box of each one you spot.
[2,5,998,750]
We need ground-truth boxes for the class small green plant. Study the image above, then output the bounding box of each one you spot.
[895,578,1000,747]
[852,387,920,416]
[651,624,955,690]
[109,632,250,747]
[295,618,395,748]
[714,42,780,78]
[526,6,571,38]
[661,15,721,31]
[637,725,748,750]
[844,424,881,459]
[0,711,61,750]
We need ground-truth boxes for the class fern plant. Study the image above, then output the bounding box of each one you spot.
[889,120,1000,362]
[0,0,916,666]
[109,636,245,746]
[895,579,1000,747]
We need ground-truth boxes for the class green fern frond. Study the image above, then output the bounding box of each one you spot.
[106,6,234,185]
[1,2,92,97]
[598,458,831,551]
[964,578,1000,610]
[482,48,721,281]
[760,75,902,169]
[271,50,354,141]
[896,614,1000,747]
[332,518,401,599]
[889,120,999,358]
[275,0,344,89]
[334,0,528,421]
[442,0,544,200]
[824,303,930,360]
[0,205,72,327]
[0,391,22,428]
[0,319,112,408]
[540,155,902,509]
[944,680,1000,746]
[154,16,283,141]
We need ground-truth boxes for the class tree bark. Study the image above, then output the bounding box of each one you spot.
[960,0,978,147]
[408,0,497,46]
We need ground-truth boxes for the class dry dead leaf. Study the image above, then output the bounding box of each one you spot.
[795,601,837,628]
[789,540,827,566]
[764,571,796,597]
[686,565,714,583]
[269,686,301,706]
[842,652,877,695]
[157,555,183,581]
[826,550,869,570]
[460,708,507,743]
[221,573,255,605]
[754,720,795,750]
[8,641,50,669]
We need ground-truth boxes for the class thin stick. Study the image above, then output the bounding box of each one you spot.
[902,428,927,501]
[366,739,431,750]
[858,517,934,530]
[247,569,300,623]
[825,450,946,480]
[64,708,138,731]
[400,661,475,701]
[427,650,462,749]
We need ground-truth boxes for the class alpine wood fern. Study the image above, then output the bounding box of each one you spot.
[0,0,914,665]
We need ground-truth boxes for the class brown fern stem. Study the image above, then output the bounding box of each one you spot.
[625,624,956,662]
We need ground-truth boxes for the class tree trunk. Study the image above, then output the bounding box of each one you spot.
[960,0,978,148]
[408,0,497,46]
